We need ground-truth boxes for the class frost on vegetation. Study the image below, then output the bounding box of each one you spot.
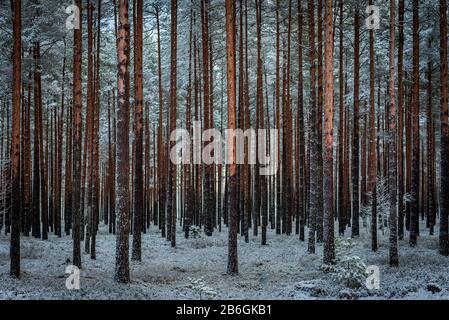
[186,277,217,299]
[321,238,368,289]
[189,226,202,239]
[360,176,409,233]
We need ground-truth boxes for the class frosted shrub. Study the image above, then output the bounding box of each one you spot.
[186,277,217,299]
[376,176,390,231]
[321,238,368,289]
[189,226,202,239]
[360,176,391,232]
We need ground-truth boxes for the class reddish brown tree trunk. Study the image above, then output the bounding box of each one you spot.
[388,0,398,267]
[323,0,335,265]
[10,0,21,278]
[166,0,178,248]
[115,0,131,283]
[72,0,83,269]
[226,0,238,275]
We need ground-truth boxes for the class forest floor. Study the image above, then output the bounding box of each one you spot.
[1,221,449,300]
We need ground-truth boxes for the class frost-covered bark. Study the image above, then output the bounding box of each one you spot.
[351,7,360,238]
[323,0,335,265]
[368,0,377,253]
[410,0,420,247]
[296,0,305,242]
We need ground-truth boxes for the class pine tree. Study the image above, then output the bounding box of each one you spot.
[166,0,178,248]
[410,0,420,247]
[72,0,83,269]
[296,0,305,242]
[323,0,335,265]
[10,0,21,278]
[439,0,449,256]
[397,0,405,240]
[201,0,213,237]
[351,6,360,238]
[115,0,131,283]
[388,0,399,267]
[368,0,378,252]
[226,0,238,275]
[307,0,317,254]
[132,0,144,262]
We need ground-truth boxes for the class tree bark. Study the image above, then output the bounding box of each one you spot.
[225,0,238,275]
[10,0,21,278]
[388,0,398,267]
[72,0,83,269]
[351,7,360,238]
[115,0,131,283]
[166,0,178,248]
[323,0,335,265]
[131,0,143,262]
[440,0,449,256]
[368,0,378,252]
[410,0,420,247]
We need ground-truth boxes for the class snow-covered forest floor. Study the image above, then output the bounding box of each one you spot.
[1,222,448,300]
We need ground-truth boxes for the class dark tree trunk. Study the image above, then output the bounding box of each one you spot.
[10,0,21,278]
[166,0,178,248]
[410,0,420,247]
[131,0,143,262]
[368,0,378,252]
[440,0,449,256]
[351,7,360,238]
[397,0,405,240]
[388,0,399,267]
[72,0,83,269]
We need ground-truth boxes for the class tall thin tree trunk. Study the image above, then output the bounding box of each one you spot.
[297,0,305,241]
[201,0,213,237]
[368,0,378,252]
[439,0,449,256]
[410,0,420,247]
[132,0,143,262]
[166,0,178,248]
[323,0,335,265]
[388,0,399,267]
[397,0,405,240]
[10,0,21,278]
[316,0,324,242]
[72,0,83,269]
[155,6,166,239]
[115,0,131,283]
[351,7,360,238]
[307,0,317,254]
[226,0,238,275]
